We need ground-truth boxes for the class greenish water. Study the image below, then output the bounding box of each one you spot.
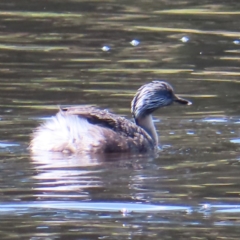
[0,0,240,239]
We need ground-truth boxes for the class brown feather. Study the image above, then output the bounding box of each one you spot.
[60,106,155,153]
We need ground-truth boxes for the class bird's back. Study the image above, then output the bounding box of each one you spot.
[30,106,155,154]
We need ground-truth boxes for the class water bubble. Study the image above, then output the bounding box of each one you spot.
[186,130,195,135]
[230,138,240,144]
[162,145,171,149]
[0,142,20,148]
[186,208,193,214]
[200,203,211,213]
[102,45,110,52]
[180,36,190,43]
[130,39,140,46]
[233,40,240,45]
[5,109,13,113]
[121,208,131,215]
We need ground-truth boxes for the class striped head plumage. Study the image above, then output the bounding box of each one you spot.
[131,81,191,120]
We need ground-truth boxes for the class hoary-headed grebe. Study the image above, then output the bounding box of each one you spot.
[30,81,191,154]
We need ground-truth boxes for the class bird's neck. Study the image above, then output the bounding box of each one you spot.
[135,115,158,146]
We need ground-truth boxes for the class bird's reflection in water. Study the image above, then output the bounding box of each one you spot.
[30,152,105,198]
[30,151,158,200]
[31,151,103,168]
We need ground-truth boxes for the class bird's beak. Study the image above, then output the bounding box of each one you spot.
[174,95,192,105]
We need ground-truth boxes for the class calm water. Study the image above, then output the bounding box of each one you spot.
[0,0,240,239]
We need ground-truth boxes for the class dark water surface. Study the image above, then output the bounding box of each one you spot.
[0,0,240,239]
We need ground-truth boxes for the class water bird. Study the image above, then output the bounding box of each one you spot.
[30,81,191,154]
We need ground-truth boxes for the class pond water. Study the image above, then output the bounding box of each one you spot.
[0,0,240,239]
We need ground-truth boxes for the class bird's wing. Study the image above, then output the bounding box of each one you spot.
[60,105,120,129]
[60,105,152,141]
